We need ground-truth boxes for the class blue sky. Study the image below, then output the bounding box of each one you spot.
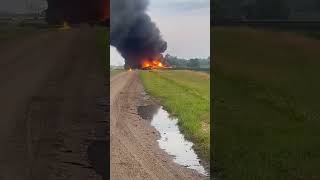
[111,0,210,66]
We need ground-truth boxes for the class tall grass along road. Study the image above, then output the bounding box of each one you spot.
[140,70,210,163]
[213,27,320,180]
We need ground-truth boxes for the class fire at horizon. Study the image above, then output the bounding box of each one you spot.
[141,58,170,69]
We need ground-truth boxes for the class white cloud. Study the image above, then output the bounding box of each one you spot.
[110,46,125,66]
[149,0,210,59]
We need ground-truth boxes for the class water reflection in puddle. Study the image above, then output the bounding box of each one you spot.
[138,105,208,176]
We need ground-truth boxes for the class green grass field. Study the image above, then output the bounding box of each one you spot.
[213,27,320,180]
[139,70,210,162]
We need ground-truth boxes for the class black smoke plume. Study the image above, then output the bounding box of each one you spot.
[111,0,167,68]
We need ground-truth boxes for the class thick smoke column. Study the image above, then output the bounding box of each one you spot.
[111,0,167,68]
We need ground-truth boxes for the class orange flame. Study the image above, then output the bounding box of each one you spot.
[141,59,166,69]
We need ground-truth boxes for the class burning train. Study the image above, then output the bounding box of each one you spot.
[126,54,171,70]
[45,0,109,25]
[111,0,168,69]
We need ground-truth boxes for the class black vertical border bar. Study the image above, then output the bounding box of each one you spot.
[210,0,215,178]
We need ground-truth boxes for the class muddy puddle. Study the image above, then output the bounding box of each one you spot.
[138,105,208,176]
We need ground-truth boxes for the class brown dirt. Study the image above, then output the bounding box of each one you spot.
[110,71,208,180]
[0,26,107,180]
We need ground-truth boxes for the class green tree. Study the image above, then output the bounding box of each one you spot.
[188,59,200,69]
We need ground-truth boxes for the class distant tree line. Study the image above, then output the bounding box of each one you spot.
[164,54,210,70]
[212,0,320,23]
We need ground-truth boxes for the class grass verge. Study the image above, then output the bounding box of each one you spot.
[213,27,320,180]
[139,70,210,162]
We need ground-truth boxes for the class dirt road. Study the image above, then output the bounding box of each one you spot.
[0,26,107,180]
[110,71,207,180]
